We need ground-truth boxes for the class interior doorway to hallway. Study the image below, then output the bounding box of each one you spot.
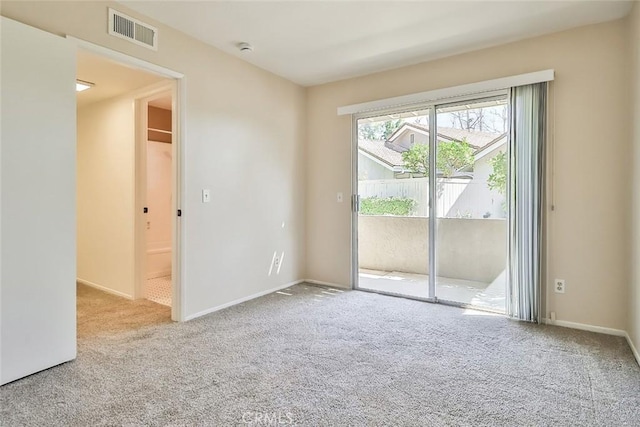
[75,44,184,331]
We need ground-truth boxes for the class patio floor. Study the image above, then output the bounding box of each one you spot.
[358,269,506,312]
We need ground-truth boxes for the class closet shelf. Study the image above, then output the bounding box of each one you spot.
[148,127,172,134]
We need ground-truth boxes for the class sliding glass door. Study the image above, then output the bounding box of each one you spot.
[434,97,508,311]
[354,94,509,312]
[355,108,433,300]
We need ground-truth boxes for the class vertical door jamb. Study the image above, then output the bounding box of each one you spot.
[351,114,360,290]
[134,96,149,301]
[428,107,437,301]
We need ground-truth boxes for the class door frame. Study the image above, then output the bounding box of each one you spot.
[134,87,175,311]
[68,36,186,322]
[350,91,509,309]
[350,104,438,302]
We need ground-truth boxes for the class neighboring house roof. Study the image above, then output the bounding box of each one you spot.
[358,123,506,171]
[474,134,507,161]
[386,123,429,140]
[387,123,503,150]
[358,138,405,169]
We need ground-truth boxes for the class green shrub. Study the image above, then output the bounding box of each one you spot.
[360,196,416,216]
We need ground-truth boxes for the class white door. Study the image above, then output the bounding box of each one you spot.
[1,17,77,385]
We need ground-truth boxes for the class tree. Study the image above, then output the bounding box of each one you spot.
[358,119,403,141]
[383,119,402,139]
[358,122,380,140]
[450,109,485,131]
[437,141,474,177]
[447,104,508,133]
[401,140,474,178]
[401,143,430,175]
[487,151,507,195]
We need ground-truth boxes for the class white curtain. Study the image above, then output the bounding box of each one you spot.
[507,83,547,322]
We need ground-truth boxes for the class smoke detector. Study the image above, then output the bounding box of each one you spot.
[237,42,253,53]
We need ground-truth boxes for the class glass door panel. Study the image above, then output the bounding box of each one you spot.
[355,109,433,299]
[434,97,508,311]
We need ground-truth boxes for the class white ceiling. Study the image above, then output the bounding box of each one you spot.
[77,50,167,107]
[120,1,633,86]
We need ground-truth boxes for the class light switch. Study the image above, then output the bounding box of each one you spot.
[202,189,211,203]
[337,192,343,203]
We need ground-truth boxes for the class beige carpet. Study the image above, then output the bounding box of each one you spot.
[77,283,171,339]
[1,283,639,426]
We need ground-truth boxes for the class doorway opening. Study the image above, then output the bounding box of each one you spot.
[75,45,183,337]
[353,95,508,313]
[141,92,174,307]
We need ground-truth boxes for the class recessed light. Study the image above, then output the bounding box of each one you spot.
[76,80,95,92]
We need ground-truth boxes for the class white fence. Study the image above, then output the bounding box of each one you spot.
[358,177,505,218]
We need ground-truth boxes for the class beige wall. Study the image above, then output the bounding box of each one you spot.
[77,94,136,297]
[629,3,640,357]
[306,19,631,330]
[1,1,307,319]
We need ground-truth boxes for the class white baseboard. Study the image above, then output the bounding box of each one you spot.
[184,279,305,321]
[147,270,172,280]
[625,332,640,367]
[303,279,350,289]
[543,318,627,337]
[77,278,134,300]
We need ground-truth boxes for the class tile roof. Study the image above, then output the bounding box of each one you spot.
[359,123,506,169]
[389,123,502,150]
[358,139,405,168]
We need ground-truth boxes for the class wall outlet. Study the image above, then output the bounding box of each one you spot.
[554,279,565,294]
[273,255,280,270]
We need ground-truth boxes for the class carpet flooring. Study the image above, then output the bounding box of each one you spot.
[76,283,172,339]
[1,283,639,426]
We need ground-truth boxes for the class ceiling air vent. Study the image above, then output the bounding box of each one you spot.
[108,8,158,50]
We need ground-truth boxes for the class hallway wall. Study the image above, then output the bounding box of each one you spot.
[77,93,137,298]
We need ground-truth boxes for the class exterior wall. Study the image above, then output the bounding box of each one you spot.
[392,129,428,151]
[358,216,506,283]
[307,18,631,330]
[2,1,307,320]
[357,153,395,180]
[629,2,640,359]
[449,147,506,219]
